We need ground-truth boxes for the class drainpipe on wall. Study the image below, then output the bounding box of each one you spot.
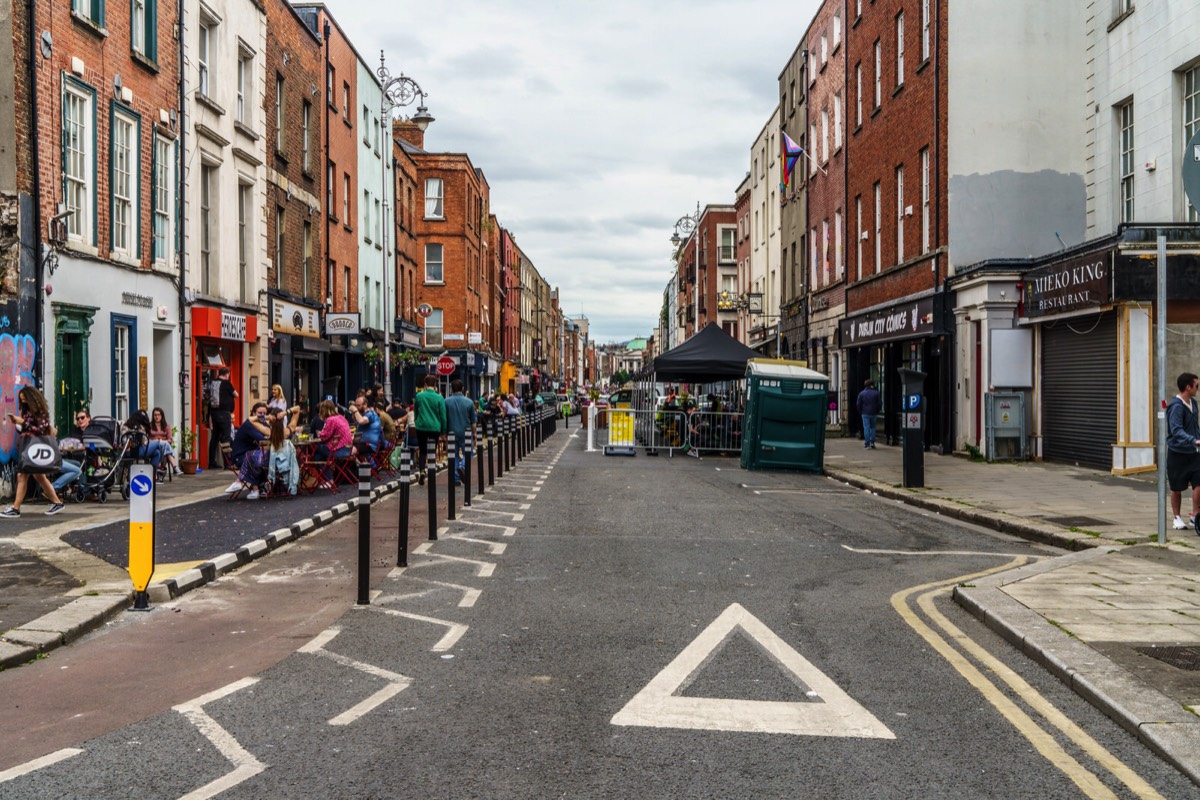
[178,2,189,435]
[27,0,44,384]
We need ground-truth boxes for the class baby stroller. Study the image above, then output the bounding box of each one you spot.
[73,416,140,503]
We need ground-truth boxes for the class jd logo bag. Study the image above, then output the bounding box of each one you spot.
[19,435,62,474]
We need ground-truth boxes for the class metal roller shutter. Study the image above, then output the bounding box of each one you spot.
[1041,312,1117,470]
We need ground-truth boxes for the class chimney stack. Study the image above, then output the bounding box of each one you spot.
[393,118,425,150]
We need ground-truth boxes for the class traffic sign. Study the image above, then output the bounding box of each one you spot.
[128,464,156,607]
[436,356,456,376]
[416,303,434,319]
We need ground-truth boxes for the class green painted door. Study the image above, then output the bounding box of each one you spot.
[56,333,87,433]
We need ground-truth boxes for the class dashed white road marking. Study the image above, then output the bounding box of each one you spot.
[173,678,266,800]
[367,607,469,652]
[461,507,524,521]
[447,519,517,536]
[410,552,496,577]
[299,627,412,726]
[612,603,894,739]
[0,748,84,785]
[470,499,532,510]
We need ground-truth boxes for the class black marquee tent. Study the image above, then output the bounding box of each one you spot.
[652,323,762,382]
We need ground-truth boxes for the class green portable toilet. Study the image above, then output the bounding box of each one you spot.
[740,359,829,472]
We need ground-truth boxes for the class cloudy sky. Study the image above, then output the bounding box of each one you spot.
[332,0,821,344]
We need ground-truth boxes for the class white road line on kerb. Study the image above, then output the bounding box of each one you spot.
[0,748,83,785]
[843,545,1050,559]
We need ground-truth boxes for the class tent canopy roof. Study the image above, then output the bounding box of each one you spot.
[652,323,761,382]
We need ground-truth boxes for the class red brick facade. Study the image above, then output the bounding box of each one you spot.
[265,0,323,304]
[676,206,735,339]
[844,0,947,313]
[500,228,520,361]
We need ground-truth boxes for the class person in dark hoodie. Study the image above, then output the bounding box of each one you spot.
[855,379,882,449]
[1167,372,1200,530]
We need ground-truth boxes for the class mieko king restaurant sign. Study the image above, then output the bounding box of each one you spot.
[1021,248,1113,321]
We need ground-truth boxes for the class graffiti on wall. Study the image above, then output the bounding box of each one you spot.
[0,334,38,463]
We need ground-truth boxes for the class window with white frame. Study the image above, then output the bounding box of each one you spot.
[821,218,830,282]
[833,8,842,49]
[835,210,843,277]
[342,82,350,122]
[874,181,881,272]
[1184,64,1200,220]
[856,63,862,127]
[855,195,863,280]
[1119,101,1135,223]
[809,123,817,174]
[73,0,104,25]
[275,74,285,153]
[152,135,172,265]
[238,184,251,302]
[326,64,334,107]
[363,105,370,145]
[200,163,215,293]
[921,0,931,62]
[362,189,370,242]
[821,31,828,65]
[131,0,155,60]
[834,92,843,149]
[327,161,334,214]
[374,197,381,244]
[236,51,249,123]
[425,243,444,283]
[343,266,350,309]
[343,173,351,225]
[810,227,818,288]
[896,13,905,87]
[425,178,444,218]
[275,205,285,286]
[896,165,905,261]
[198,18,214,98]
[113,323,130,420]
[62,82,93,243]
[303,221,313,298]
[821,107,829,162]
[874,40,882,108]
[362,275,370,324]
[111,110,136,257]
[425,308,443,348]
[920,147,930,252]
[856,0,861,17]
[302,101,311,172]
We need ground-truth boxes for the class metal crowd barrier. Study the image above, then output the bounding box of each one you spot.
[593,406,744,457]
[683,411,744,455]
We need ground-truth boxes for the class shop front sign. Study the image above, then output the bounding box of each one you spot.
[270,297,321,338]
[839,297,935,347]
[325,313,361,335]
[1021,249,1113,320]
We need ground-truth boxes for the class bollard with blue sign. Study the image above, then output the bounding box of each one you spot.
[128,465,156,610]
[899,368,927,489]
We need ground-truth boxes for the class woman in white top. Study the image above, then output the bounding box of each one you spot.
[267,384,289,415]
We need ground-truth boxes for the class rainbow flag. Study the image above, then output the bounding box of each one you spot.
[781,131,803,190]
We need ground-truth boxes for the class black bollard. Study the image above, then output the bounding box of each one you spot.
[357,463,371,606]
[447,432,457,522]
[475,426,485,496]
[464,428,474,505]
[427,437,438,541]
[490,418,499,483]
[398,447,410,567]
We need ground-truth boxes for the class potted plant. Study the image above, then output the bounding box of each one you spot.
[363,347,383,365]
[177,427,199,474]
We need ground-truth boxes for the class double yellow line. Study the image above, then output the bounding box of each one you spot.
[892,559,1164,800]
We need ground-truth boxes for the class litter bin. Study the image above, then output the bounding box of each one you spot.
[740,359,830,472]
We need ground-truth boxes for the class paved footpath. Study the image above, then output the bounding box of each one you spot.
[820,436,1200,784]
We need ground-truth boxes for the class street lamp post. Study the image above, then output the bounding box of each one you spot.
[378,52,434,401]
[671,203,701,341]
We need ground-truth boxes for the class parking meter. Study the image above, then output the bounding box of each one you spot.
[898,368,926,488]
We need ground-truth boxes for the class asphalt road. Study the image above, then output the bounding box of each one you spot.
[1,427,1195,798]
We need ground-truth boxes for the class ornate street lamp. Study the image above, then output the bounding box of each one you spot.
[671,203,701,339]
[378,52,433,399]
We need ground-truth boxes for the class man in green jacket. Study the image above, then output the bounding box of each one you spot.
[413,374,447,483]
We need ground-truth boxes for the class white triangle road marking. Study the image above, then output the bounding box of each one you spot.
[611,603,894,739]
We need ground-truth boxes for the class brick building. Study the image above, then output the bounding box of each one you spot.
[392,125,422,400]
[777,39,809,360]
[675,205,735,341]
[19,0,186,438]
[264,0,325,414]
[732,176,751,343]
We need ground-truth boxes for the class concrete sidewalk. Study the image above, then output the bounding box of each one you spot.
[823,437,1200,785]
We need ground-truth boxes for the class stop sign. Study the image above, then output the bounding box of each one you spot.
[435,356,456,376]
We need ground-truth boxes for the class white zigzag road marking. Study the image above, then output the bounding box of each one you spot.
[299,627,412,726]
[367,607,469,652]
[173,678,265,800]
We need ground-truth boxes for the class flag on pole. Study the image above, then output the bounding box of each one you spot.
[781,131,803,190]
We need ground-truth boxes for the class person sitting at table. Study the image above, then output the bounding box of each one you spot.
[386,396,407,425]
[69,407,107,440]
[350,393,382,455]
[122,410,170,471]
[265,416,299,496]
[314,399,353,462]
[148,406,183,476]
[375,399,398,443]
[225,402,272,499]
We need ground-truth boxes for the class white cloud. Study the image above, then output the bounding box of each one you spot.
[333,0,819,343]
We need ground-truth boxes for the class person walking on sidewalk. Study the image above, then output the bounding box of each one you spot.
[413,374,447,485]
[1166,372,1200,530]
[445,379,478,486]
[207,367,237,469]
[2,387,66,516]
[856,379,882,449]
